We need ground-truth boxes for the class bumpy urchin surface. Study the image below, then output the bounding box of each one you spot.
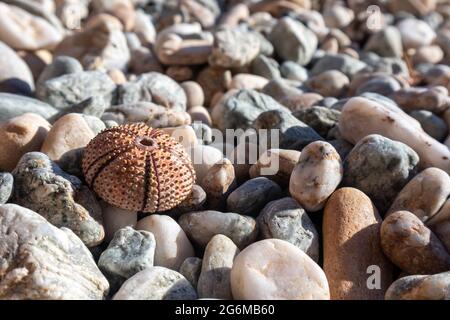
[82,123,195,212]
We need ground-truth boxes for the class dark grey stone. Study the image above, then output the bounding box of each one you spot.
[293,106,340,137]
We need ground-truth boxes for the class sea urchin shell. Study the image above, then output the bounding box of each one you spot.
[82,123,195,213]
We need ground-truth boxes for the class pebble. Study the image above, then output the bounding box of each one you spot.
[280,61,308,81]
[426,199,450,252]
[305,70,349,97]
[0,113,51,172]
[385,272,450,300]
[197,234,239,299]
[0,204,109,299]
[323,187,393,300]
[211,89,289,131]
[249,149,301,188]
[136,214,195,271]
[253,109,323,150]
[40,113,95,162]
[37,70,116,110]
[339,97,450,173]
[251,55,281,80]
[343,134,419,214]
[0,41,35,95]
[0,172,13,204]
[178,210,257,250]
[289,141,343,212]
[179,257,202,289]
[311,53,367,78]
[323,5,354,29]
[188,106,212,126]
[113,266,197,300]
[0,93,57,121]
[200,159,236,210]
[410,110,448,142]
[187,144,224,182]
[166,184,207,218]
[0,3,63,51]
[387,167,450,221]
[101,201,137,242]
[230,239,330,300]
[196,66,231,106]
[390,86,450,114]
[364,26,403,58]
[227,177,283,216]
[397,18,436,49]
[12,152,104,247]
[36,55,83,90]
[381,210,450,274]
[181,81,205,109]
[269,17,318,66]
[98,226,156,291]
[413,45,444,65]
[209,28,260,68]
[257,197,319,261]
[228,74,269,90]
[293,106,340,138]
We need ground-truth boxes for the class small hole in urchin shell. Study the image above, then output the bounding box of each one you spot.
[136,136,158,149]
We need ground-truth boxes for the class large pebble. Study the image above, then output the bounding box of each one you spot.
[339,97,450,173]
[289,141,342,212]
[381,210,450,274]
[311,54,367,78]
[227,177,283,216]
[343,134,419,213]
[113,266,197,300]
[0,93,57,122]
[0,204,108,299]
[306,70,349,97]
[0,41,34,95]
[323,187,393,300]
[101,201,137,242]
[197,234,239,299]
[269,17,318,66]
[258,197,319,261]
[178,210,257,249]
[230,239,330,300]
[41,113,95,162]
[387,167,450,221]
[179,257,202,289]
[36,55,83,90]
[98,226,155,291]
[187,144,224,182]
[397,18,436,49]
[364,26,403,58]
[136,215,194,271]
[12,152,104,247]
[385,272,450,300]
[200,158,236,209]
[0,113,51,172]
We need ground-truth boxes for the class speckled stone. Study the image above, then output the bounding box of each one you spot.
[0,172,13,204]
[293,106,340,138]
[12,152,104,247]
[37,70,116,110]
[385,272,450,300]
[197,234,239,299]
[98,226,156,292]
[257,197,319,262]
[269,17,318,66]
[227,177,283,216]
[178,210,257,250]
[179,257,202,289]
[113,266,197,300]
[343,134,419,214]
[381,210,450,275]
[0,204,109,299]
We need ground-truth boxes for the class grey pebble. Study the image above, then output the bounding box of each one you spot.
[0,172,13,204]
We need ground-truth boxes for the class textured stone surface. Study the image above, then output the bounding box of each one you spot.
[12,152,104,247]
[381,210,450,275]
[0,172,13,204]
[113,266,197,300]
[293,106,340,138]
[37,70,116,110]
[290,141,343,212]
[311,54,367,77]
[231,239,330,300]
[410,110,448,142]
[343,134,419,214]
[0,113,51,172]
[98,226,155,291]
[364,26,403,58]
[257,197,319,262]
[179,210,257,249]
[269,17,317,66]
[385,272,450,300]
[323,187,393,300]
[0,93,57,121]
[227,177,283,216]
[197,234,239,299]
[306,70,349,97]
[0,204,108,299]
[179,257,202,289]
[36,55,83,91]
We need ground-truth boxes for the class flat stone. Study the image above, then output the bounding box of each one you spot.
[230,239,330,300]
[179,210,257,250]
[113,266,197,300]
[12,152,104,247]
[0,93,57,121]
[0,204,108,299]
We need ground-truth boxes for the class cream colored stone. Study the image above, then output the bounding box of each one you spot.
[187,145,224,182]
[136,215,194,271]
[100,201,137,242]
[161,125,199,151]
[228,74,269,90]
[230,239,330,300]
